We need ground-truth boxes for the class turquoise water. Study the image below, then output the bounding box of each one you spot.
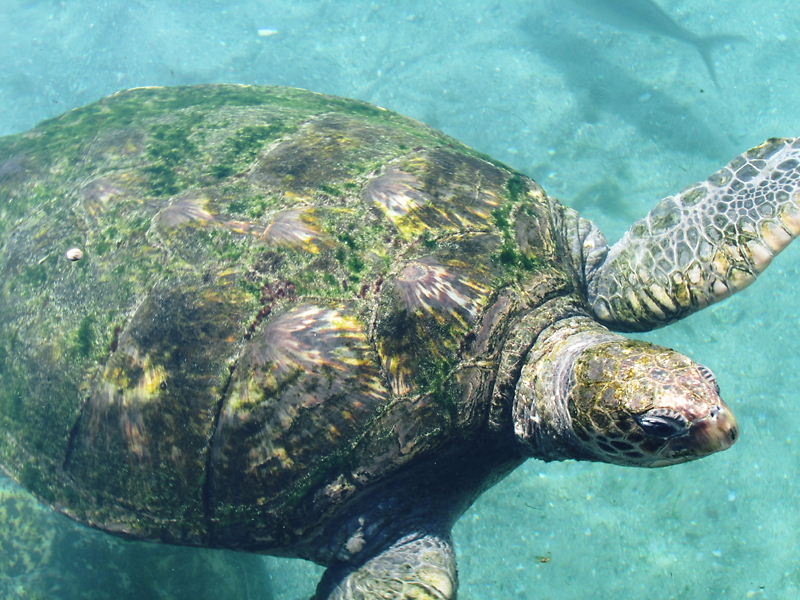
[1,0,799,598]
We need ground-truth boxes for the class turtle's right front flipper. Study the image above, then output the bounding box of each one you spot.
[585,138,800,332]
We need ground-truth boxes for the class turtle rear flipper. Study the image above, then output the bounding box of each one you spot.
[585,137,800,331]
[316,530,456,600]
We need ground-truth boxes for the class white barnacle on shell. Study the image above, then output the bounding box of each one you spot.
[65,247,84,261]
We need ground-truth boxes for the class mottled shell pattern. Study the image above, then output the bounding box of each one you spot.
[0,85,572,551]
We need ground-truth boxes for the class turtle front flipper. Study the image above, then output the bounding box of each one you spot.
[316,530,457,600]
[586,138,800,331]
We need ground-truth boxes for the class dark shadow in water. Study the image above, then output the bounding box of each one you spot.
[569,176,641,224]
[518,15,736,161]
[562,0,746,87]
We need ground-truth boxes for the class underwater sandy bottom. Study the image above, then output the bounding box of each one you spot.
[2,1,799,598]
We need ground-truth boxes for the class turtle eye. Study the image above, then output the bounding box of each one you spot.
[635,409,690,439]
[697,364,720,394]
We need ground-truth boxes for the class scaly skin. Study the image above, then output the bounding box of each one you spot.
[318,532,457,600]
[513,315,737,467]
[585,138,800,331]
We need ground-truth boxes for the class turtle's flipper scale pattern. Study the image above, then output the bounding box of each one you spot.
[317,531,456,600]
[587,138,800,331]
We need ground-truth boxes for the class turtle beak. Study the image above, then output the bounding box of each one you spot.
[690,403,738,455]
[646,403,738,467]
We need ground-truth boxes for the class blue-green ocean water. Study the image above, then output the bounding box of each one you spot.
[1,1,799,598]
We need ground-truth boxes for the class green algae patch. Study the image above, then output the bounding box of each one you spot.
[144,123,198,196]
[211,124,287,177]
[72,316,95,359]
[506,174,529,202]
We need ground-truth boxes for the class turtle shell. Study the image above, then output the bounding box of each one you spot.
[0,85,573,552]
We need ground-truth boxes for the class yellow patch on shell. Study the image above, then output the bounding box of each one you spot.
[101,349,168,408]
[259,207,327,253]
[395,259,491,325]
[227,304,387,413]
[156,196,215,228]
[216,206,328,253]
[379,257,492,396]
[215,302,391,488]
[383,354,413,397]
[263,446,293,471]
[365,159,503,240]
[366,165,427,220]
[93,350,169,458]
[365,165,432,240]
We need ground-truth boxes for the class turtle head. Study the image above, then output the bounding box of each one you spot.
[562,338,739,467]
[513,318,738,467]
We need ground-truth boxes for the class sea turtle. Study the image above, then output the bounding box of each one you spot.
[0,84,796,599]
